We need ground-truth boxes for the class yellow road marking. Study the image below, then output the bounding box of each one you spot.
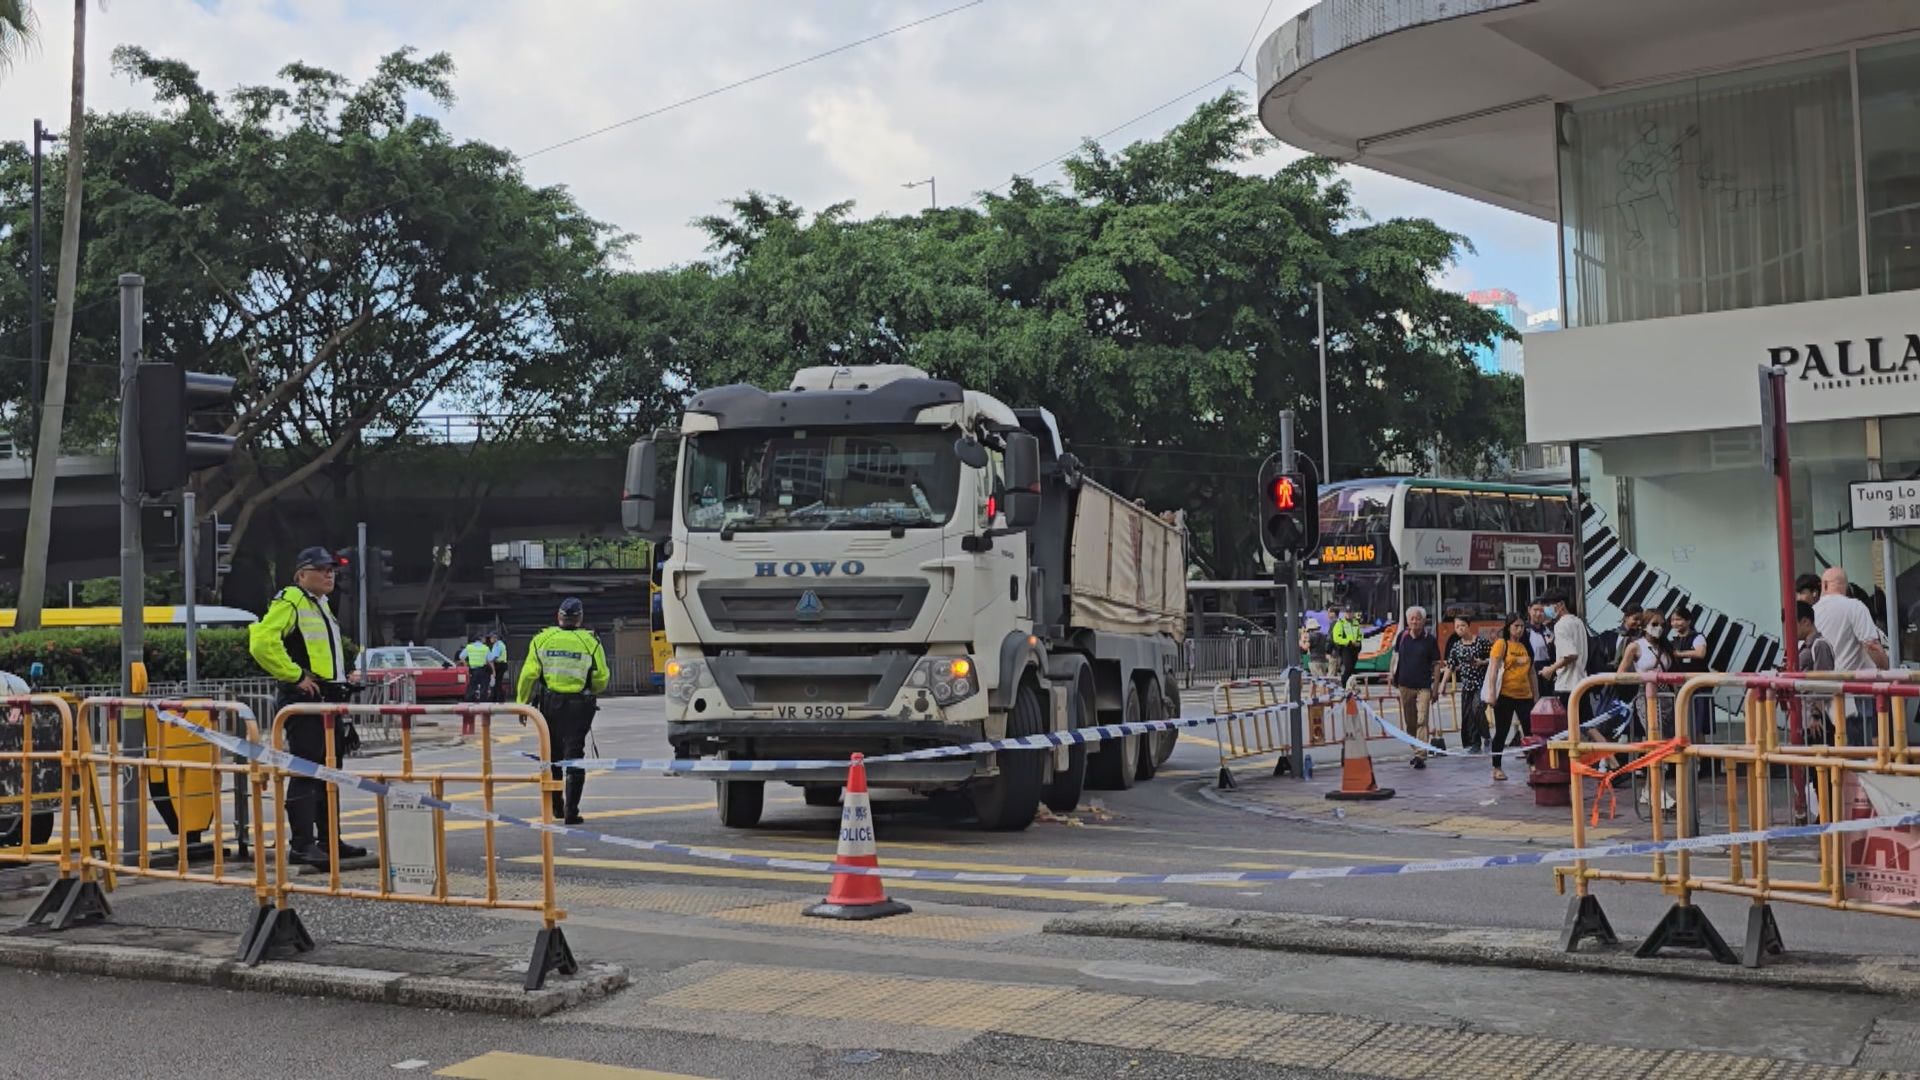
[1182,735,1222,749]
[531,854,1163,906]
[331,801,730,843]
[437,1051,710,1080]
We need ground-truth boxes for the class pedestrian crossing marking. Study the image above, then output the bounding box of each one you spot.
[435,1051,710,1079]
[525,853,1164,905]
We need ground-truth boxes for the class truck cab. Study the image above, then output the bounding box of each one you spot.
[624,365,1184,830]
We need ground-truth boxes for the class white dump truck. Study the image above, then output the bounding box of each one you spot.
[622,364,1187,830]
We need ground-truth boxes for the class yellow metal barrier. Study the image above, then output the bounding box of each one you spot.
[1557,671,1920,968]
[76,696,270,924]
[263,702,575,989]
[7,694,114,929]
[1206,679,1297,788]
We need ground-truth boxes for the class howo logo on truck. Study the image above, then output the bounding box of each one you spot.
[754,560,867,578]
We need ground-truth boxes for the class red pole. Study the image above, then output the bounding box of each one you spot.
[1765,367,1807,821]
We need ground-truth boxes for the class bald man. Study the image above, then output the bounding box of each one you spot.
[1813,568,1887,672]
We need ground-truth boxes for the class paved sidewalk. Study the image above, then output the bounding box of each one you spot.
[1206,750,1636,843]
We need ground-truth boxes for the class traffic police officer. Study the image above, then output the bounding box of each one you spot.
[462,634,492,701]
[516,598,609,824]
[248,546,368,867]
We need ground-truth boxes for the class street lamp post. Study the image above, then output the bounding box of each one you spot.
[903,176,936,210]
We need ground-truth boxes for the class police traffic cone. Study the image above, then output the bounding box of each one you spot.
[1326,696,1395,802]
[804,753,912,921]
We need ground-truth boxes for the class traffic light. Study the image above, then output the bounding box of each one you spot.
[332,547,358,598]
[1257,458,1317,562]
[196,515,234,589]
[369,548,393,592]
[136,363,239,496]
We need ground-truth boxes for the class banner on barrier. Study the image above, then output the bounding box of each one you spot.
[1844,773,1920,908]
[385,784,439,896]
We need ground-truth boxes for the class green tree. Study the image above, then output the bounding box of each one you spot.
[605,92,1518,578]
[15,0,88,631]
[0,0,34,74]
[0,48,654,599]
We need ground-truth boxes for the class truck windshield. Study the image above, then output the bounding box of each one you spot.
[682,429,962,532]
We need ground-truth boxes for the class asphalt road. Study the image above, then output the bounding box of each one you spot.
[336,695,1910,959]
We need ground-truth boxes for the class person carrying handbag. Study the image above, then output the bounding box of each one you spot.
[1484,613,1536,782]
[1445,614,1493,753]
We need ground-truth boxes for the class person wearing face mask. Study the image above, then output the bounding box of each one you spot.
[1616,607,1672,753]
[1537,594,1589,720]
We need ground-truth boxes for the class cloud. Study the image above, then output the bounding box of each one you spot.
[805,88,934,200]
[0,0,1557,302]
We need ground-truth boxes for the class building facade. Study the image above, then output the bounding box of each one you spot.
[1464,288,1526,375]
[1257,0,1920,666]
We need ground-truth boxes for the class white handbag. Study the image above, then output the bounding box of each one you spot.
[1480,643,1504,707]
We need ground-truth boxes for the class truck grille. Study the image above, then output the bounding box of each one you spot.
[698,579,930,634]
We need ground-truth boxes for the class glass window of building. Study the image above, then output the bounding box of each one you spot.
[1559,53,1860,327]
[1860,38,1920,296]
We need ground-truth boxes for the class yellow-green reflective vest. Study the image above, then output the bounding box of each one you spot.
[249,586,343,683]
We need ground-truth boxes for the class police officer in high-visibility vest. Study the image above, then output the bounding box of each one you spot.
[462,634,492,701]
[248,546,368,867]
[517,598,609,824]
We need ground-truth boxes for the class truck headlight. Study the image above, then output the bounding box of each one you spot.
[666,660,706,703]
[910,656,977,705]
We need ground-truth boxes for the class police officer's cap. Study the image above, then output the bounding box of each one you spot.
[558,597,584,617]
[294,546,337,573]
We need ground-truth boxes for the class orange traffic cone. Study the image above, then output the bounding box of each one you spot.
[805,753,912,921]
[1326,696,1395,802]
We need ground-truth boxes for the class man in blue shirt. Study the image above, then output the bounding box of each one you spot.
[1388,605,1442,769]
[485,632,509,703]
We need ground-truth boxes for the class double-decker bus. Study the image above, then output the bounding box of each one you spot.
[1308,478,1580,659]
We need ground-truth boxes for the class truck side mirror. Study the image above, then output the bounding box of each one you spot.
[953,436,989,469]
[1003,432,1042,529]
[622,439,661,537]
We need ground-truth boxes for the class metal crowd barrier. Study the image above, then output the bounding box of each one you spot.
[4,695,114,931]
[1558,671,1920,968]
[77,696,270,917]
[1343,671,1465,750]
[263,702,573,989]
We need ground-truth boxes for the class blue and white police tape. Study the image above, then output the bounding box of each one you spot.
[152,707,1920,886]
[1356,694,1632,760]
[531,704,1304,775]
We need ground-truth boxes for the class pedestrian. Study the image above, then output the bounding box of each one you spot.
[247,546,368,869]
[463,633,492,702]
[1527,600,1556,699]
[1614,608,1671,765]
[1795,573,1821,608]
[1537,594,1589,718]
[1485,614,1535,782]
[1304,619,1332,680]
[517,598,611,825]
[1666,607,1713,746]
[1331,608,1364,686]
[1387,605,1441,768]
[1446,613,1492,753]
[486,632,510,704]
[1796,600,1836,745]
[1814,567,1888,745]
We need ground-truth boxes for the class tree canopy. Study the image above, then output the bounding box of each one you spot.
[1,60,1520,590]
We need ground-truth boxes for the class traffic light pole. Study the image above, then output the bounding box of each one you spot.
[183,489,199,692]
[118,274,146,861]
[1278,411,1306,780]
[357,521,370,654]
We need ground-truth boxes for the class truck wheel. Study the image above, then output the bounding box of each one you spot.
[803,785,841,808]
[1135,682,1163,781]
[971,679,1046,831]
[1089,686,1141,790]
[1043,679,1092,814]
[1154,685,1182,767]
[716,779,765,828]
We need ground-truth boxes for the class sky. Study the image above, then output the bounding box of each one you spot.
[0,0,1557,318]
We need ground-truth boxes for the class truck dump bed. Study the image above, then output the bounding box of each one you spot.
[1067,481,1187,638]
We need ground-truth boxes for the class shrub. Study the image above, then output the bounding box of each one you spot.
[0,628,358,686]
